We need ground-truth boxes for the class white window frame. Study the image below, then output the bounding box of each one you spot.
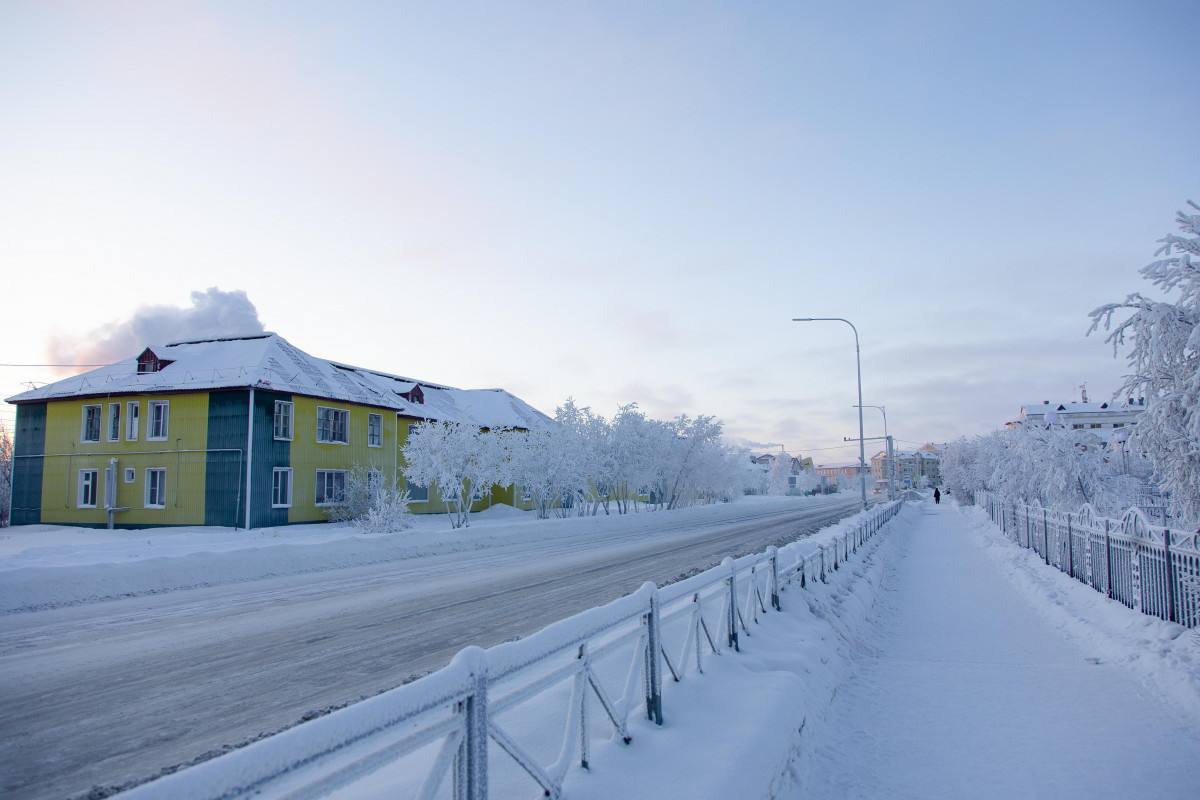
[124,467,136,483]
[147,400,170,441]
[316,406,349,445]
[315,469,348,506]
[77,469,98,508]
[273,400,294,441]
[272,467,293,508]
[126,401,140,441]
[107,403,121,442]
[367,413,383,447]
[81,404,102,443]
[144,467,167,509]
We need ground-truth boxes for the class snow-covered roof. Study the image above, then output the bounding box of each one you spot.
[6,333,551,429]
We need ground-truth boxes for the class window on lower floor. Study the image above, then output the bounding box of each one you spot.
[406,477,429,502]
[315,469,347,505]
[145,468,166,508]
[124,467,136,483]
[77,469,98,508]
[272,468,293,508]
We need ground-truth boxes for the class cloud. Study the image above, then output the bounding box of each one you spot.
[48,288,265,369]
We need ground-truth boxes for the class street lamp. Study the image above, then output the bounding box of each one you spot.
[854,404,892,500]
[793,317,868,511]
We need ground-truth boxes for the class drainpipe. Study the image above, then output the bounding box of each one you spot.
[244,389,255,530]
[105,457,118,530]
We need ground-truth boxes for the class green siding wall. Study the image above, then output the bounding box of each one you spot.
[205,390,249,527]
[250,390,291,528]
[11,403,46,525]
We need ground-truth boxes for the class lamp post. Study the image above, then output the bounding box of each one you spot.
[793,317,868,511]
[854,404,892,499]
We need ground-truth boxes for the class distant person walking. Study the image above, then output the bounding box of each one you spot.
[933,487,941,504]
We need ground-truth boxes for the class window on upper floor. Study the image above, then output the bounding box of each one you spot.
[126,401,140,440]
[81,405,102,442]
[107,403,121,442]
[368,413,383,447]
[147,401,169,440]
[316,407,349,444]
[274,400,294,441]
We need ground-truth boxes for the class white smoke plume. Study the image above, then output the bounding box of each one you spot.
[48,288,266,370]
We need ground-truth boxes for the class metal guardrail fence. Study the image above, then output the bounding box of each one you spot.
[118,500,904,800]
[976,491,1200,629]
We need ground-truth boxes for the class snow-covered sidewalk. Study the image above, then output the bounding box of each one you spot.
[791,502,1200,799]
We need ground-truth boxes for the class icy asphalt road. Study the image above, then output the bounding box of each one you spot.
[0,495,860,799]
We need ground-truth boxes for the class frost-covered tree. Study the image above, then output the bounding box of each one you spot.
[943,427,1150,516]
[792,467,820,496]
[403,421,509,528]
[508,423,584,520]
[0,421,11,528]
[1089,201,1200,524]
[766,453,793,495]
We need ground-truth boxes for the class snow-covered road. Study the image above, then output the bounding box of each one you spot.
[0,495,859,800]
[793,503,1200,799]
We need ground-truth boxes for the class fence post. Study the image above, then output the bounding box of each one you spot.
[454,647,488,800]
[726,559,740,652]
[819,548,827,583]
[1065,513,1074,578]
[1130,536,1142,613]
[1104,519,1114,600]
[1163,530,1176,624]
[1042,508,1050,566]
[768,547,782,611]
[644,589,664,724]
[1084,517,1093,586]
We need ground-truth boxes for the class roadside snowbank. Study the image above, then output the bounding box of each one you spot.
[960,503,1200,722]
[0,495,843,613]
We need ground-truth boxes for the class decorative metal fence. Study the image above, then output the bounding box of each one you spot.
[976,491,1200,629]
[118,500,904,800]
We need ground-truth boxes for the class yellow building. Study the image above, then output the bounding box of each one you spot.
[6,334,547,528]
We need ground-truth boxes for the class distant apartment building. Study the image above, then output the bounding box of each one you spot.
[870,446,942,488]
[1006,397,1145,431]
[815,462,861,481]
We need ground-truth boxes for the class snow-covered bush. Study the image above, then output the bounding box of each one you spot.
[0,421,11,528]
[1089,201,1200,524]
[324,466,412,532]
[356,484,414,534]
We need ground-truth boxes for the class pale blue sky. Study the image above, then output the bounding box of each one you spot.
[1,2,1196,459]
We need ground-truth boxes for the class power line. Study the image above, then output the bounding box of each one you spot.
[0,363,108,368]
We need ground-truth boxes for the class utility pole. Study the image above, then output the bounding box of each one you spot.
[795,317,868,511]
